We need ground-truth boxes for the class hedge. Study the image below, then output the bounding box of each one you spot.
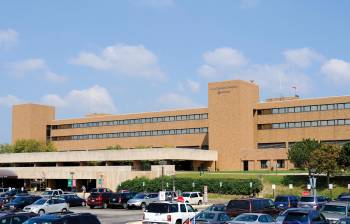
[118,177,262,195]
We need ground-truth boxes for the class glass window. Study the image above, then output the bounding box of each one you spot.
[303,106,311,112]
[152,117,157,123]
[338,119,345,125]
[186,204,195,212]
[288,107,295,113]
[201,127,208,133]
[158,130,163,135]
[194,128,200,133]
[169,116,175,121]
[176,116,182,121]
[295,122,302,128]
[278,108,285,114]
[181,129,187,134]
[320,120,327,126]
[279,123,286,128]
[194,114,200,120]
[320,105,327,110]
[272,124,279,129]
[169,130,175,135]
[157,117,163,122]
[180,204,187,212]
[164,130,170,135]
[288,123,295,128]
[346,119,350,125]
[164,116,170,122]
[129,119,135,124]
[304,121,311,127]
[130,132,135,137]
[345,103,350,109]
[260,160,268,169]
[338,103,345,109]
[189,128,195,134]
[272,108,279,114]
[181,115,187,120]
[189,115,195,120]
[145,118,151,123]
[277,160,285,168]
[141,118,146,123]
[202,113,208,119]
[152,131,158,136]
[327,104,335,110]
[327,120,335,126]
[176,130,181,134]
[295,107,301,112]
[311,105,318,111]
[311,121,318,127]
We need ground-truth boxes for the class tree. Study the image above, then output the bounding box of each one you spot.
[309,144,341,186]
[11,139,57,153]
[288,138,320,172]
[0,144,13,154]
[338,142,350,169]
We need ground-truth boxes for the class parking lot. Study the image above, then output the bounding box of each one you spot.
[70,207,144,224]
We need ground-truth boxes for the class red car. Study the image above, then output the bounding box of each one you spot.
[87,188,113,209]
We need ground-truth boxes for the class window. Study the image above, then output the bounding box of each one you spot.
[304,121,311,127]
[288,123,295,128]
[186,204,195,212]
[311,105,318,111]
[276,160,285,168]
[311,121,318,127]
[194,114,200,120]
[176,116,182,121]
[272,124,279,129]
[338,103,345,109]
[295,122,302,128]
[320,105,327,111]
[346,119,350,125]
[164,117,170,122]
[278,108,285,114]
[202,113,208,119]
[320,120,328,126]
[272,108,279,114]
[303,106,311,112]
[288,107,295,113]
[338,119,345,125]
[260,160,268,169]
[295,107,301,112]
[279,123,286,128]
[327,120,335,126]
[345,103,350,109]
[180,204,187,212]
[258,142,286,149]
[169,116,175,121]
[327,104,334,110]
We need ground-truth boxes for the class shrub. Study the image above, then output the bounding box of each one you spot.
[118,177,262,195]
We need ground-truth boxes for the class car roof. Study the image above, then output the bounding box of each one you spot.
[238,213,267,216]
[325,201,350,206]
[30,212,94,220]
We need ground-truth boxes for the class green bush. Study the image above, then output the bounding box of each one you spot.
[118,177,262,195]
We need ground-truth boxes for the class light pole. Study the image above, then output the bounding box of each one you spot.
[159,160,167,191]
[310,168,316,196]
[2,176,7,188]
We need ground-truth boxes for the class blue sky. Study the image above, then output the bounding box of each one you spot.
[1,0,350,143]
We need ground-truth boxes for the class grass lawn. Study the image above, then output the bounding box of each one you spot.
[176,171,350,199]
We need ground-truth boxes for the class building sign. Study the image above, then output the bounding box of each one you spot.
[209,86,237,95]
[67,179,72,187]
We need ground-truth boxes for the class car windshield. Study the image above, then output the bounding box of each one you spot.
[182,193,190,197]
[12,197,27,203]
[33,198,47,205]
[275,196,288,202]
[234,214,258,222]
[322,205,346,215]
[206,205,225,211]
[23,219,61,224]
[133,193,146,199]
[42,191,53,195]
[285,212,309,222]
[300,197,315,202]
[196,212,216,220]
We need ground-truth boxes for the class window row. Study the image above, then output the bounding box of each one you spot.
[258,118,350,130]
[257,103,350,115]
[260,160,285,169]
[51,113,208,130]
[51,127,209,141]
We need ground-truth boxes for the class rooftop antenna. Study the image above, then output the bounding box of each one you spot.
[292,86,297,97]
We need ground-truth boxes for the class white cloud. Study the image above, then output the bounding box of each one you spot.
[0,95,21,107]
[5,58,67,83]
[178,79,200,93]
[284,48,324,68]
[0,29,18,49]
[240,0,260,9]
[71,44,166,80]
[41,85,117,114]
[321,59,350,83]
[198,47,247,78]
[157,93,199,109]
[45,72,67,83]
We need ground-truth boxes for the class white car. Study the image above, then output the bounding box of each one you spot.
[143,201,198,224]
[182,192,203,205]
[23,198,69,215]
[41,189,64,198]
[227,213,275,224]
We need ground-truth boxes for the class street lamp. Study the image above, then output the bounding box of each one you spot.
[159,160,167,191]
[310,168,316,196]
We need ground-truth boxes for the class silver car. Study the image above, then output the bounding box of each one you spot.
[298,196,328,210]
[321,201,350,224]
[127,193,159,210]
[227,213,275,224]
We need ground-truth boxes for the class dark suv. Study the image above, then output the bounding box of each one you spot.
[87,190,113,209]
[23,213,101,224]
[277,208,328,224]
[3,195,42,211]
[0,211,37,224]
[274,195,299,210]
[109,192,137,209]
[226,198,279,217]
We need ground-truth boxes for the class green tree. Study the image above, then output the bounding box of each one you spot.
[338,142,350,169]
[309,144,341,186]
[288,138,320,172]
[0,144,13,154]
[12,139,57,153]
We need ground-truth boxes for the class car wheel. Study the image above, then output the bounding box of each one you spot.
[38,209,45,215]
[89,205,95,209]
[81,201,86,206]
[103,202,108,209]
[141,203,146,210]
[122,202,127,209]
[61,208,67,213]
[198,200,202,205]
[175,220,181,224]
